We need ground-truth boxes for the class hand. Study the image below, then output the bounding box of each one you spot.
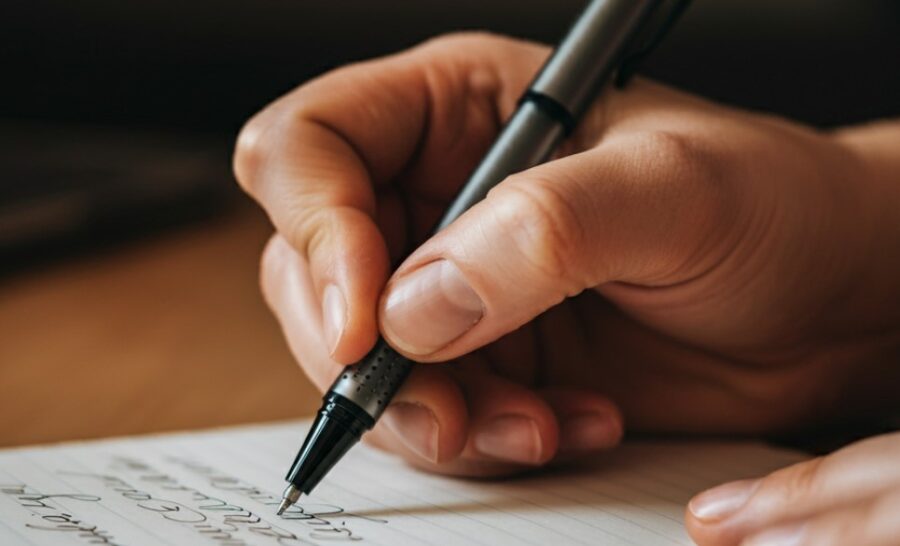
[233,33,900,476]
[686,432,900,546]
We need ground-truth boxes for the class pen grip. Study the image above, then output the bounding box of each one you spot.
[329,97,568,422]
[330,339,413,422]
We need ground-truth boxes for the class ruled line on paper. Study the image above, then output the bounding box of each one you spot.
[0,420,806,546]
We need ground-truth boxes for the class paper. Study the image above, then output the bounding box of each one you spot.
[0,420,805,545]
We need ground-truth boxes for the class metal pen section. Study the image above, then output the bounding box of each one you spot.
[330,338,413,421]
[435,101,566,233]
[530,0,659,120]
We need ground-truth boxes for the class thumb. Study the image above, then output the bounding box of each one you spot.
[378,132,734,361]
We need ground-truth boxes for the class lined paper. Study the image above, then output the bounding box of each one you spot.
[0,420,805,545]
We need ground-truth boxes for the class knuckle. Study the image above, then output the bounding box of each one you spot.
[488,175,586,291]
[419,31,507,53]
[762,456,827,505]
[639,130,698,169]
[626,130,738,281]
[636,130,724,189]
[284,204,333,260]
[232,113,276,194]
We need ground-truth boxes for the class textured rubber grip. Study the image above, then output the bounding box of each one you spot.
[329,339,413,421]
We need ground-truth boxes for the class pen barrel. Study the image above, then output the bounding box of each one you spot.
[529,0,659,120]
[436,101,566,232]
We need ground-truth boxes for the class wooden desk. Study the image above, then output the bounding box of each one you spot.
[0,205,320,447]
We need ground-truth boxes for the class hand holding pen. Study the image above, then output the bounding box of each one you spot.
[233,0,900,532]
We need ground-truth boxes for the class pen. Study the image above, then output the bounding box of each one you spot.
[277,0,690,515]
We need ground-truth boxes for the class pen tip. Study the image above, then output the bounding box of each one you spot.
[276,498,293,516]
[277,483,302,516]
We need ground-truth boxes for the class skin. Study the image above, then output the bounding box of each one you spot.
[686,432,900,546]
[233,33,900,544]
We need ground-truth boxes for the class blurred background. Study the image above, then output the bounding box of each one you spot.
[2,0,898,447]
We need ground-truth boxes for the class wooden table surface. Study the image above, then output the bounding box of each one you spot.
[0,205,320,447]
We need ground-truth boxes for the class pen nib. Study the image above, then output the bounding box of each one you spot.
[277,484,302,516]
[276,498,293,516]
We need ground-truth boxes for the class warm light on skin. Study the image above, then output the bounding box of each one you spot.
[236,32,900,546]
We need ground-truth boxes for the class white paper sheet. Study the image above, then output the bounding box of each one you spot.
[0,420,805,545]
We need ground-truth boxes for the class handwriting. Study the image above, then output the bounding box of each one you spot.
[64,471,305,546]
[165,456,388,535]
[2,453,388,545]
[2,483,122,545]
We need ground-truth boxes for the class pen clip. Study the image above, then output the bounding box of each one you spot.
[614,0,692,88]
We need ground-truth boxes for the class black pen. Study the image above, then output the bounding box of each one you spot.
[277,0,690,515]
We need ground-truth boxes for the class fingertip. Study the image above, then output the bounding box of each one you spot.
[388,366,469,463]
[684,479,761,546]
[259,234,294,306]
[540,388,624,453]
[684,514,745,546]
[458,372,560,466]
[329,285,379,364]
[472,414,557,466]
[302,207,390,364]
[684,507,716,546]
[258,234,343,392]
[558,413,623,453]
[380,402,440,463]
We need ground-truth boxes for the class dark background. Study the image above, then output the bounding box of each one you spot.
[2,0,899,265]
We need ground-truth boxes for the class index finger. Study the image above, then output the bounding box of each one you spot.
[233,33,548,363]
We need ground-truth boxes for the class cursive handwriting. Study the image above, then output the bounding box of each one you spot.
[67,470,307,546]
[161,456,388,541]
[165,457,388,533]
[1,483,122,545]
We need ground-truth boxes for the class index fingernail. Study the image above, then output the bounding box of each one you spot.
[322,283,347,355]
